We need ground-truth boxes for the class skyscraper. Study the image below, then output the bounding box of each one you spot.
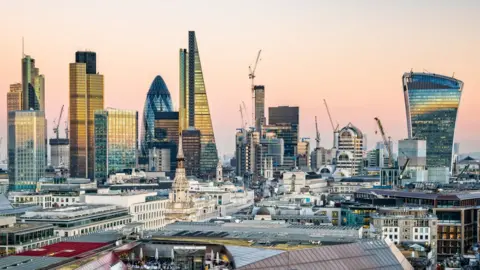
[94,109,138,183]
[155,112,179,146]
[336,123,365,176]
[179,31,218,176]
[22,55,44,111]
[269,106,299,126]
[69,52,104,179]
[403,72,463,169]
[8,111,45,191]
[254,85,266,132]
[75,51,97,75]
[182,128,201,177]
[262,124,297,169]
[7,83,22,112]
[141,76,174,156]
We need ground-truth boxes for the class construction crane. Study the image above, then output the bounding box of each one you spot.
[239,104,246,130]
[315,116,320,149]
[64,120,69,139]
[241,101,249,128]
[53,105,64,139]
[398,150,411,180]
[323,99,338,132]
[374,117,393,167]
[248,50,262,127]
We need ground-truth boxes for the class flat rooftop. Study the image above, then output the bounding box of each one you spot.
[15,241,109,257]
[1,223,54,233]
[21,204,126,220]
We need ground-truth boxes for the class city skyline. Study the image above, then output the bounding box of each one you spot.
[1,1,479,159]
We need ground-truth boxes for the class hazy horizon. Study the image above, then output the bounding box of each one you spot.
[1,0,479,160]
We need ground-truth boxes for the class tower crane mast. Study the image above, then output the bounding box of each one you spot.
[53,105,64,139]
[249,50,262,128]
[374,117,393,167]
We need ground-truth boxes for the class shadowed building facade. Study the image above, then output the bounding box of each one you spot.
[179,31,218,177]
[22,56,44,111]
[7,83,22,112]
[69,52,104,179]
[403,72,463,170]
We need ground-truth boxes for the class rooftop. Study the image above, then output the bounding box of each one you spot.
[20,204,126,220]
[357,188,480,200]
[0,223,54,233]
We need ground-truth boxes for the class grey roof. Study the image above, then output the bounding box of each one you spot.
[65,231,124,243]
[226,246,284,268]
[0,194,13,210]
[0,255,67,270]
[236,239,413,270]
[356,188,480,201]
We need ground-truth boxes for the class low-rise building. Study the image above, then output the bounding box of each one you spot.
[8,192,53,209]
[19,204,131,237]
[0,216,60,256]
[85,191,168,231]
[329,176,380,195]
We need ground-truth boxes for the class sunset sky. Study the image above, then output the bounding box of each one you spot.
[1,0,479,159]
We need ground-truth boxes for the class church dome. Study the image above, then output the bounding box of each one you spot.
[256,207,271,216]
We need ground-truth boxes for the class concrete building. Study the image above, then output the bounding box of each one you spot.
[254,85,266,133]
[8,111,46,192]
[69,53,104,179]
[0,216,60,256]
[148,147,171,172]
[20,204,131,237]
[256,133,284,174]
[7,83,22,113]
[336,123,365,176]
[311,147,335,171]
[235,129,259,177]
[8,192,52,209]
[398,139,428,183]
[85,191,168,231]
[297,138,310,171]
[49,138,69,168]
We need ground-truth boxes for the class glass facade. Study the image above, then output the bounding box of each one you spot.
[69,60,104,179]
[8,111,46,191]
[94,109,138,183]
[262,124,298,160]
[179,49,189,133]
[141,76,174,156]
[75,51,96,75]
[186,31,218,176]
[21,56,44,111]
[182,128,201,177]
[403,72,463,169]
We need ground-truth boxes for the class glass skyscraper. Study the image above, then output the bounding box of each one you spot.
[8,111,46,191]
[22,55,44,111]
[403,72,463,169]
[179,31,218,176]
[75,51,97,75]
[69,52,104,179]
[141,75,174,156]
[94,109,138,183]
[7,83,22,112]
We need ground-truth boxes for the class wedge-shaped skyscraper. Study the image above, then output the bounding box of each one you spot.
[179,31,218,176]
[403,72,463,170]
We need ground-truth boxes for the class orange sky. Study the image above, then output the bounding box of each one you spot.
[1,1,479,158]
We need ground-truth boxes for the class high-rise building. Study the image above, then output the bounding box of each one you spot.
[181,128,201,177]
[49,138,69,168]
[235,129,259,176]
[403,72,463,170]
[8,111,46,191]
[297,138,310,170]
[269,106,299,126]
[154,112,179,145]
[141,76,174,156]
[179,31,218,176]
[336,123,365,176]
[179,48,189,133]
[254,85,266,132]
[69,52,104,179]
[262,124,298,170]
[75,51,97,75]
[311,147,335,171]
[94,109,138,183]
[7,83,22,112]
[22,55,44,111]
[256,133,284,174]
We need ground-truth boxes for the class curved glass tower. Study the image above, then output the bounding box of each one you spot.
[141,75,173,155]
[403,72,463,169]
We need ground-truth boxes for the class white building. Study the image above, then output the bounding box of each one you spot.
[335,123,365,176]
[85,191,168,231]
[282,171,307,193]
[20,204,131,237]
[8,192,53,208]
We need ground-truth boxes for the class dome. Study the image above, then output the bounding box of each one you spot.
[256,207,271,216]
[141,76,174,155]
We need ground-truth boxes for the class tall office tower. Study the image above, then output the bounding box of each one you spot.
[94,109,138,183]
[403,72,463,170]
[235,129,260,176]
[141,76,174,156]
[269,106,299,126]
[268,106,299,169]
[75,51,96,75]
[22,55,45,111]
[155,112,179,145]
[182,128,201,177]
[297,139,310,170]
[50,138,69,168]
[8,111,45,191]
[179,49,189,133]
[7,83,22,112]
[256,133,284,174]
[254,85,266,132]
[179,31,218,176]
[69,53,104,179]
[336,123,365,176]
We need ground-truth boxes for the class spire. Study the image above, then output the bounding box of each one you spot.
[177,134,184,159]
